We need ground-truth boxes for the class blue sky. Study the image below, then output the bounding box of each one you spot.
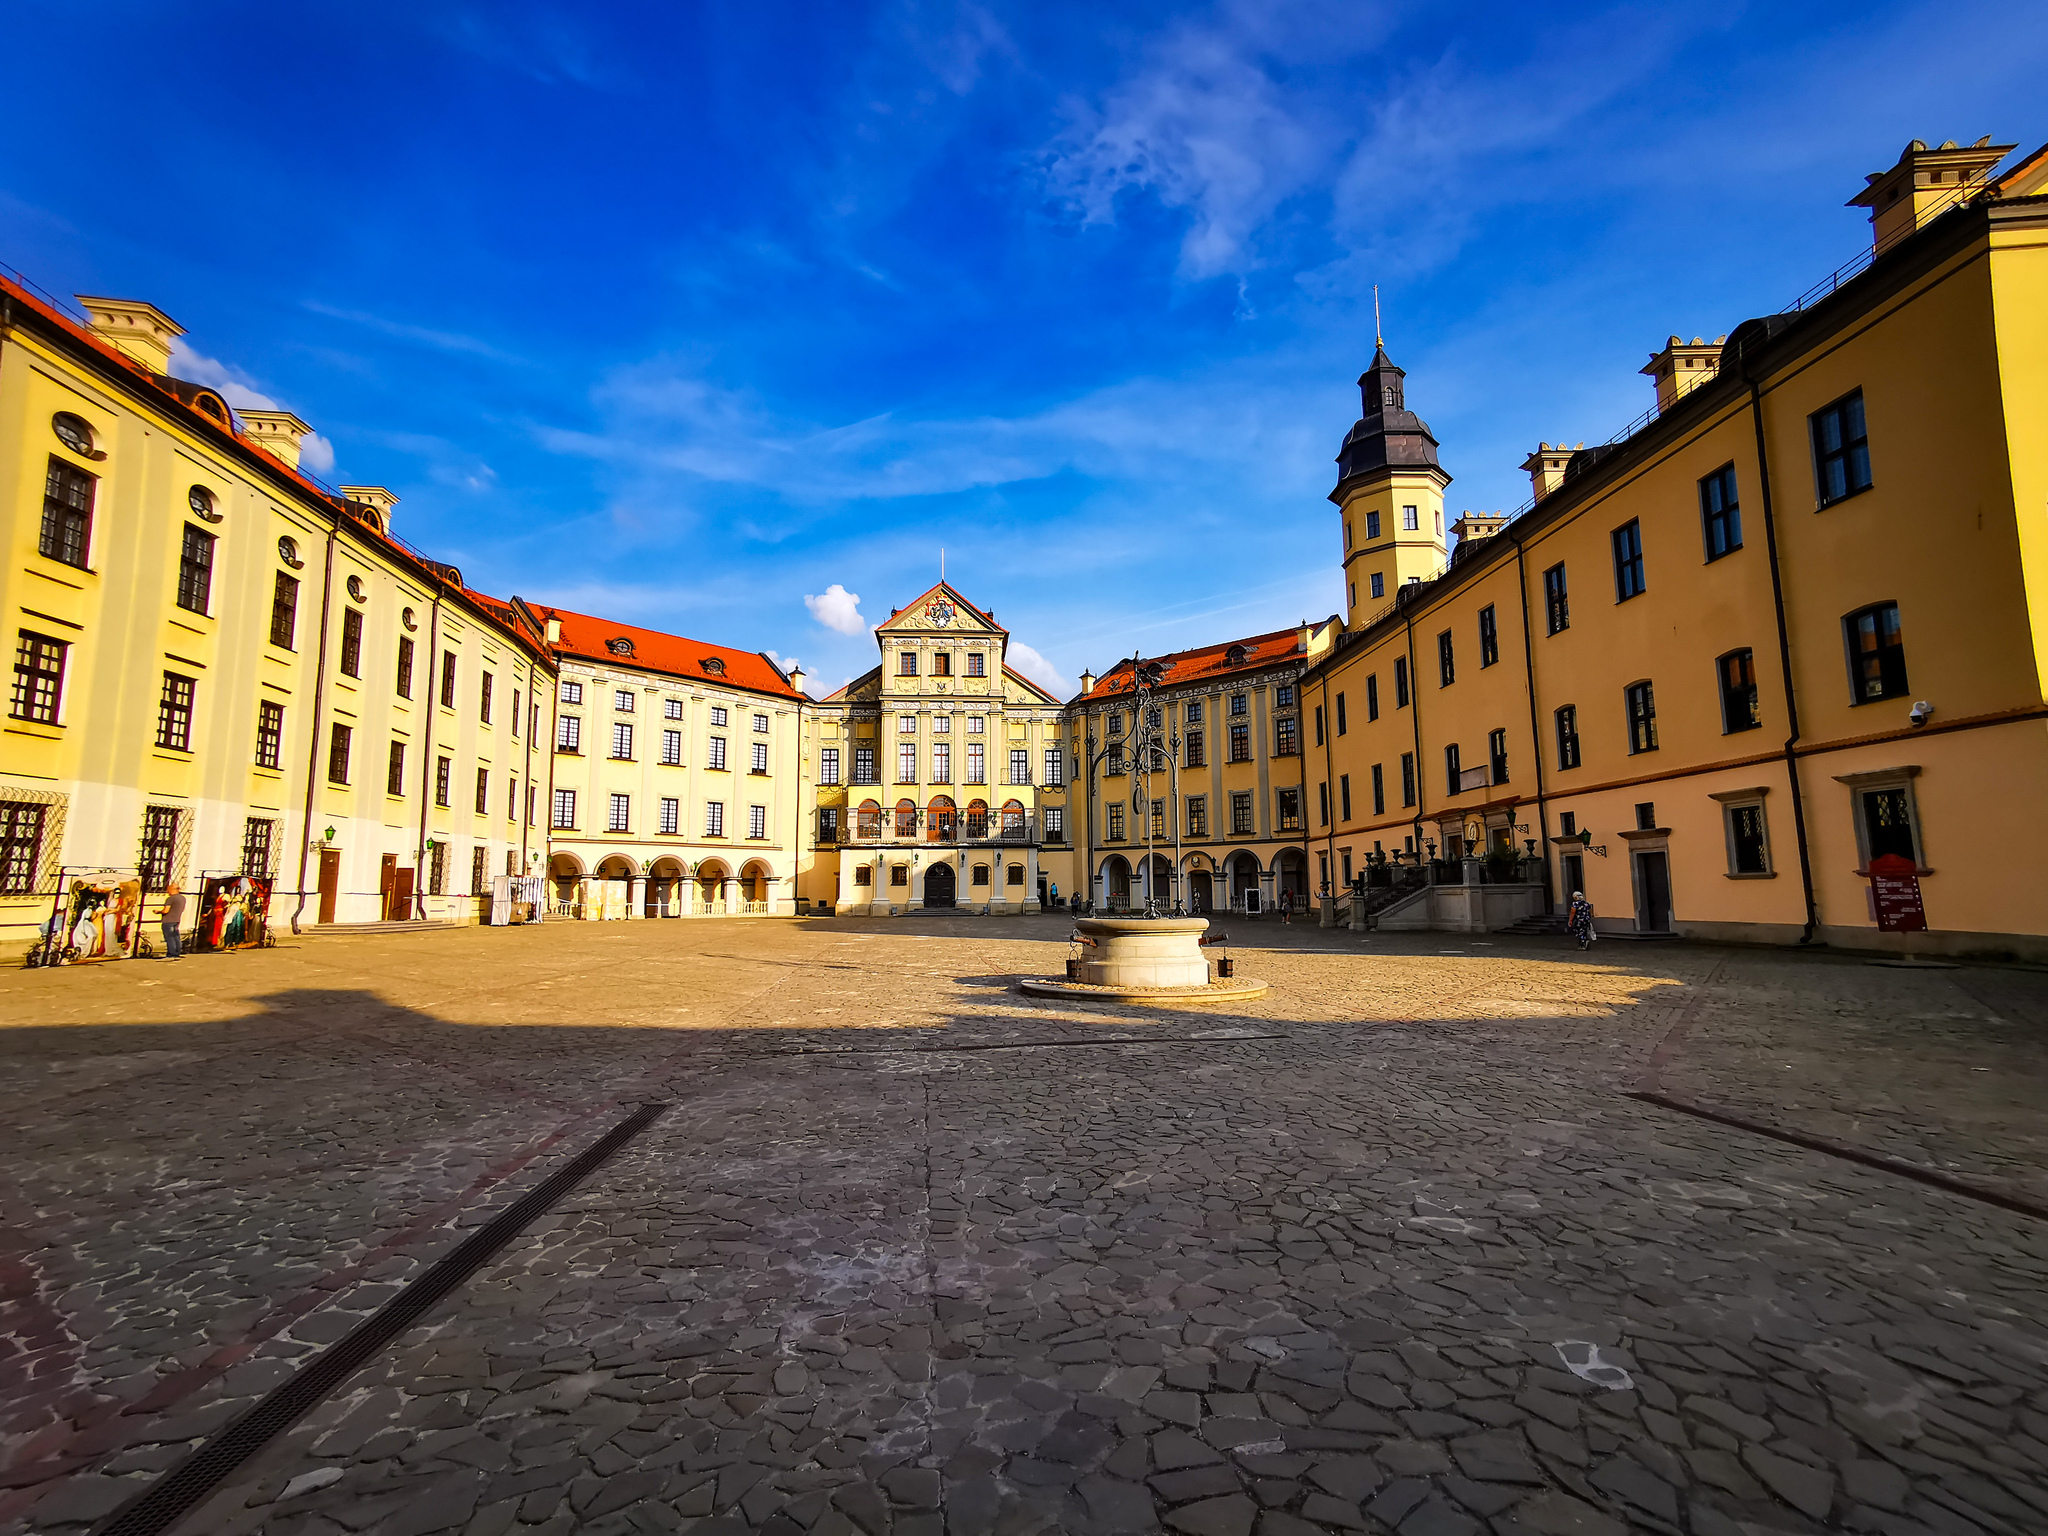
[6,1,2044,696]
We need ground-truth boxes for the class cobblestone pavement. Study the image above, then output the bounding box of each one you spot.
[2,917,2046,1536]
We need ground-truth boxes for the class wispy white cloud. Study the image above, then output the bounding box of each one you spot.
[171,340,339,477]
[303,300,524,363]
[300,433,337,476]
[1005,640,1072,699]
[804,584,870,635]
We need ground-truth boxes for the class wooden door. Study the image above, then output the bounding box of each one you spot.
[317,850,341,925]
[1634,851,1671,932]
[389,865,415,921]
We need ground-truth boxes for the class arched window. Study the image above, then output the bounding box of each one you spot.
[966,800,989,839]
[1000,799,1026,835]
[857,800,882,839]
[895,799,918,838]
[929,796,957,839]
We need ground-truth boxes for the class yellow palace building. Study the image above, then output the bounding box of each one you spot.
[1305,133,2048,959]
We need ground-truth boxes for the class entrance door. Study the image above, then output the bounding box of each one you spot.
[924,861,956,909]
[1190,872,1212,913]
[388,864,416,922]
[1561,853,1584,904]
[379,854,398,919]
[317,849,340,925]
[1634,851,1671,932]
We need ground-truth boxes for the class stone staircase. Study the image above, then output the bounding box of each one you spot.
[310,920,451,936]
[1498,911,1568,937]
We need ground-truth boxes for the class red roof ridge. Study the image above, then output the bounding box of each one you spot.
[539,603,802,699]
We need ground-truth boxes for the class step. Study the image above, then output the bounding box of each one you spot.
[311,920,454,935]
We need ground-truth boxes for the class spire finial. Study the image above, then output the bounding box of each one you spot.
[941,547,945,583]
[1373,285,1383,349]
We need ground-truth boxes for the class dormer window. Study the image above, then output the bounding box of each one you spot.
[700,657,726,677]
[606,637,635,657]
[1226,645,1247,666]
[194,393,228,423]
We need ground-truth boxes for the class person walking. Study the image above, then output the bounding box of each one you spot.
[161,882,186,961]
[1566,889,1596,949]
[1279,888,1293,925]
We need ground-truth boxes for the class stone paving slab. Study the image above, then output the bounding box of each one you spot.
[2,917,2045,1536]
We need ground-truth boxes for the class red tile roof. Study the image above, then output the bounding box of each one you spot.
[1082,624,1309,700]
[539,605,802,700]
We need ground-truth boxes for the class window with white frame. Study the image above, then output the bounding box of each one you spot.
[662,728,682,764]
[664,698,683,720]
[749,804,766,839]
[552,788,577,828]
[900,714,918,733]
[753,713,768,733]
[660,797,680,835]
[612,722,633,759]
[820,746,840,784]
[557,715,581,752]
[1713,790,1773,877]
[752,740,769,773]
[614,689,634,712]
[707,736,727,770]
[710,706,728,727]
[561,680,582,704]
[608,793,631,832]
[705,800,725,837]
[968,715,984,733]
[1835,767,1923,870]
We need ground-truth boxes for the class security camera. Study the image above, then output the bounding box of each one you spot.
[1908,700,1934,727]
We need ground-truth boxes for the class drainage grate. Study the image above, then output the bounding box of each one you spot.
[88,1101,669,1536]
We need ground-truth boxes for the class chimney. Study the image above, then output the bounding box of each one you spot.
[1296,621,1311,653]
[1078,668,1097,697]
[788,663,808,695]
[75,296,184,375]
[1450,511,1509,544]
[1850,137,2014,253]
[1520,442,1581,501]
[239,410,314,470]
[339,485,399,532]
[544,615,563,644]
[1640,336,1727,413]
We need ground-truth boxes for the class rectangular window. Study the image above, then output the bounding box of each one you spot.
[1720,649,1761,732]
[11,632,66,724]
[1366,676,1380,722]
[1555,705,1581,769]
[854,744,876,783]
[175,525,216,613]
[1370,572,1385,599]
[710,706,728,727]
[1401,504,1419,531]
[387,741,407,796]
[558,716,581,753]
[1185,797,1207,837]
[1149,801,1166,840]
[480,672,493,724]
[1230,792,1254,835]
[255,700,284,768]
[931,714,950,733]
[552,788,577,829]
[270,572,299,649]
[1612,520,1646,600]
[1230,693,1248,717]
[608,793,631,832]
[1108,804,1126,840]
[1371,763,1386,816]
[475,766,490,813]
[1044,747,1063,787]
[471,844,487,896]
[967,742,984,782]
[1339,774,1352,821]
[930,742,950,782]
[340,608,364,678]
[1478,605,1499,667]
[1185,701,1203,725]
[613,722,634,759]
[1009,748,1029,784]
[966,652,985,677]
[1276,684,1296,708]
[661,797,680,835]
[328,722,352,784]
[1313,705,1324,746]
[899,651,918,675]
[513,690,522,737]
[508,775,518,819]
[1726,802,1769,875]
[41,458,95,568]
[1336,693,1348,735]
[708,736,727,771]
[1860,786,1916,864]
[140,806,179,890]
[1544,563,1569,634]
[396,636,414,698]
[932,652,952,676]
[1438,630,1455,687]
[1318,782,1330,825]
[562,680,583,704]
[662,728,683,764]
[1445,744,1462,796]
[157,672,194,751]
[1626,681,1658,754]
[1488,727,1509,785]
[753,740,769,773]
[753,713,769,733]
[428,841,446,896]
[440,651,457,708]
[1400,752,1416,807]
[1636,802,1658,831]
[1276,716,1299,756]
[899,714,917,733]
[1276,788,1301,832]
[749,804,766,839]
[1700,463,1743,559]
[1,800,48,894]
[899,742,917,782]
[1845,603,1907,702]
[1812,389,1872,505]
[820,745,841,783]
[1185,730,1205,768]
[243,817,274,877]
[1394,657,1410,707]
[1228,722,1250,762]
[615,689,634,712]
[1366,509,1382,539]
[1044,807,1064,839]
[664,698,683,720]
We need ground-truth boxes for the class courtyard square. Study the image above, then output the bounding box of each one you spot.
[3,918,2046,1536]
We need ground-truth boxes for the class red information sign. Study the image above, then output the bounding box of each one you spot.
[1868,853,1926,933]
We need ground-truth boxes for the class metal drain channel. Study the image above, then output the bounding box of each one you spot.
[1626,1090,2048,1221]
[89,1101,670,1536]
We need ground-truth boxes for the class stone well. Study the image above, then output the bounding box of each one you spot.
[1016,915,1268,1003]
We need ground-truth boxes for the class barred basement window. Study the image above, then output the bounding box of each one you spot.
[140,807,179,889]
[428,842,446,896]
[0,801,48,894]
[471,845,488,895]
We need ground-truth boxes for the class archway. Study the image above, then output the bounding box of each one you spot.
[923,860,957,908]
[547,852,586,916]
[696,858,731,913]
[1143,854,1173,909]
[1099,854,1132,912]
[1226,851,1262,912]
[1272,849,1309,907]
[738,860,773,911]
[595,855,636,921]
[647,857,685,917]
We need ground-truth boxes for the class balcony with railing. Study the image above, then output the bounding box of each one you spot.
[840,810,1045,847]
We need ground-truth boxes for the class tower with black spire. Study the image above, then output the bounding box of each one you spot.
[1329,344,1451,628]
